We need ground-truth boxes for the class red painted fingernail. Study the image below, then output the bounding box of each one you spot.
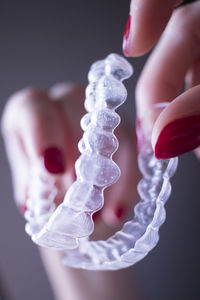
[155,115,200,159]
[43,147,65,174]
[115,206,125,220]
[123,15,131,56]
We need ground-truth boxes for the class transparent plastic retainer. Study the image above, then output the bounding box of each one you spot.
[24,54,178,270]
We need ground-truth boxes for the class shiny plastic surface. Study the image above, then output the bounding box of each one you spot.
[24,54,178,270]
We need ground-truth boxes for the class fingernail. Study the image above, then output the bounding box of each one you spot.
[155,115,200,159]
[43,147,65,174]
[115,206,125,220]
[123,15,132,56]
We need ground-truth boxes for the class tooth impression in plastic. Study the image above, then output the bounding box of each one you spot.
[24,53,178,270]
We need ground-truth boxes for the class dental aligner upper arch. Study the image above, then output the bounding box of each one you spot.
[24,54,178,270]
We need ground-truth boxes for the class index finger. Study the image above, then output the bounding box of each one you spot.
[135,2,200,119]
[123,0,183,56]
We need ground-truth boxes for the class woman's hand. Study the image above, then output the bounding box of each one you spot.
[123,0,200,159]
[1,83,138,229]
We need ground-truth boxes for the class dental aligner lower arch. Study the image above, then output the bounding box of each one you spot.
[24,54,178,270]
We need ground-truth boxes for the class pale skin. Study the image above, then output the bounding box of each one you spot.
[2,1,200,299]
[1,84,140,300]
[1,84,138,225]
[125,0,200,157]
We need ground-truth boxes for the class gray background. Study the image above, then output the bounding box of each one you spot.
[0,1,199,299]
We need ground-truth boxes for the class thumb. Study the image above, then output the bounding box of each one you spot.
[152,85,200,159]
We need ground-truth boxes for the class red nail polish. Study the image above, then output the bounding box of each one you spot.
[155,115,200,159]
[115,206,125,220]
[43,147,65,174]
[123,15,131,56]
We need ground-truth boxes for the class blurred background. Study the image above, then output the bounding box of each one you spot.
[0,0,199,299]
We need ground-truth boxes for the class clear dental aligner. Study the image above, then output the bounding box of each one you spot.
[25,54,131,248]
[24,54,178,270]
[24,165,57,237]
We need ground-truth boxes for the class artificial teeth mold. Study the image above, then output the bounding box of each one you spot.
[24,54,178,270]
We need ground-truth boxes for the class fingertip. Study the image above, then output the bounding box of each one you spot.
[153,115,200,159]
[42,147,66,174]
[4,87,70,175]
[152,86,200,158]
[122,14,160,57]
[122,15,132,57]
[123,0,176,57]
[122,13,146,57]
[102,204,128,227]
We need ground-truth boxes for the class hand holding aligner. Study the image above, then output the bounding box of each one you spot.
[24,54,178,270]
